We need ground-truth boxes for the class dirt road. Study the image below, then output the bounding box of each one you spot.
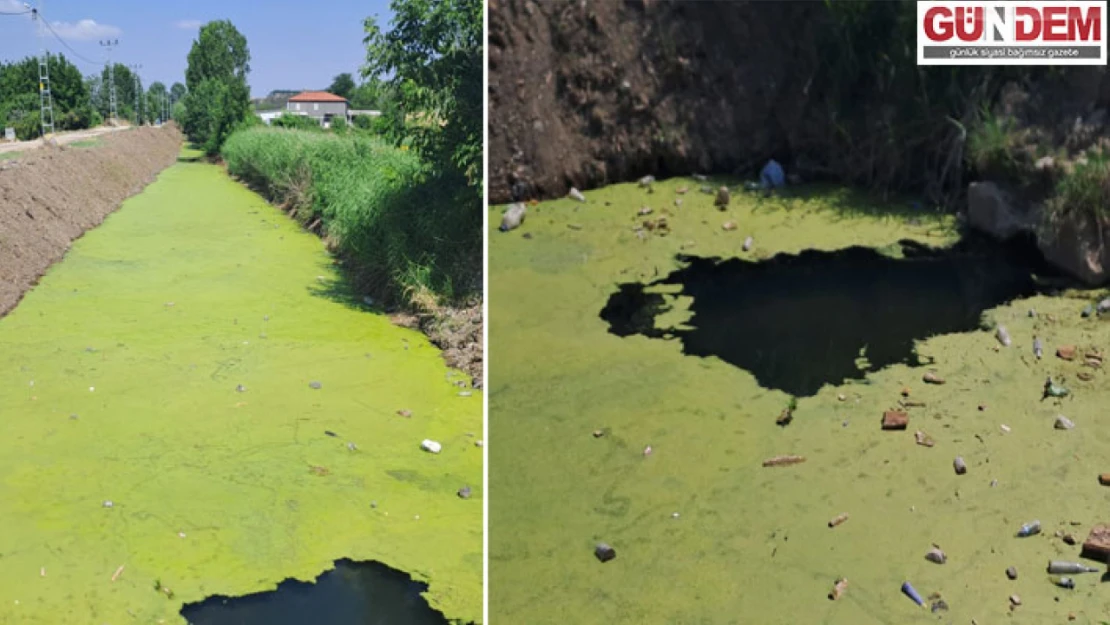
[0,124,133,155]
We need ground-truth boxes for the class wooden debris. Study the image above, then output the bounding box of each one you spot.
[881,411,908,430]
[762,455,806,467]
[1081,524,1110,561]
[914,430,935,447]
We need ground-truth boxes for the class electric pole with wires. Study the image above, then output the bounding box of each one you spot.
[27,2,55,140]
[99,39,118,125]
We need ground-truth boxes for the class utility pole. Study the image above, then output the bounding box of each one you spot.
[99,39,118,125]
[129,63,141,126]
[28,1,55,140]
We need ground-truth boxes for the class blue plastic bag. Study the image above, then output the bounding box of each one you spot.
[760,159,785,189]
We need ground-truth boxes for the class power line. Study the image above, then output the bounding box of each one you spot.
[37,12,100,66]
[0,8,32,15]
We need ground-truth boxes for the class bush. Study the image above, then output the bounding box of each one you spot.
[351,114,373,130]
[221,126,480,306]
[331,117,348,134]
[271,112,321,131]
[1045,150,1110,224]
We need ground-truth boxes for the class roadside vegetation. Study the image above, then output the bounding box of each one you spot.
[0,54,98,140]
[219,0,481,314]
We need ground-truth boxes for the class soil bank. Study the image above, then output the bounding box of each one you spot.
[0,153,482,624]
[489,180,1110,624]
[0,126,183,316]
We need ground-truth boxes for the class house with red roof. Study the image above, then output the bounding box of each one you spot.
[285,90,349,127]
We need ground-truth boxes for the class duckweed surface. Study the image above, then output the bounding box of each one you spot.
[489,179,1110,624]
[0,154,482,624]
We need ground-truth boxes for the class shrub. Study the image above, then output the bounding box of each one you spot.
[1045,149,1110,225]
[271,112,321,131]
[221,126,480,306]
[331,117,348,134]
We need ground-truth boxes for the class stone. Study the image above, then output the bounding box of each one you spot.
[1057,345,1077,361]
[881,411,908,430]
[922,371,945,384]
[967,181,1037,240]
[1037,207,1110,285]
[594,542,616,563]
[1081,524,1110,561]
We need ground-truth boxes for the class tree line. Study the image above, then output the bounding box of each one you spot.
[0,54,186,140]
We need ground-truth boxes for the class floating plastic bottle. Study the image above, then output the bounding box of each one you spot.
[1047,561,1099,575]
[1017,520,1041,537]
[1050,575,1076,589]
[901,581,925,607]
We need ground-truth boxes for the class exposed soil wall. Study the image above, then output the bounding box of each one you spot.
[0,126,182,316]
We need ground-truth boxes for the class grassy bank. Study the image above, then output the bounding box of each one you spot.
[221,126,480,308]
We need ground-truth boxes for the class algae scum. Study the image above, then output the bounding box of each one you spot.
[0,149,481,624]
[490,178,1110,625]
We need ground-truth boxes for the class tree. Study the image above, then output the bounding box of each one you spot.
[183,20,251,154]
[0,54,92,137]
[146,81,167,124]
[170,82,186,102]
[327,72,355,100]
[98,63,141,123]
[362,0,482,192]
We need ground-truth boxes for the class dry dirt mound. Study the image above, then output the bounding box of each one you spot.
[0,126,183,316]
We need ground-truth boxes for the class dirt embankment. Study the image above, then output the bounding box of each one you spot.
[488,0,1110,208]
[488,0,827,204]
[0,126,183,316]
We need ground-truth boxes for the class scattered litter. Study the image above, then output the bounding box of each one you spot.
[1009,594,1022,607]
[89,387,94,392]
[760,159,785,189]
[324,430,338,437]
[762,454,805,467]
[1098,297,1110,314]
[102,500,113,508]
[671,512,680,519]
[881,410,908,430]
[1006,566,1018,580]
[642,445,653,456]
[953,456,967,475]
[914,431,935,447]
[1000,424,1011,433]
[178,532,186,538]
[1099,473,1110,486]
[742,236,754,252]
[474,440,483,447]
[1016,520,1041,537]
[1042,376,1069,399]
[1033,336,1043,359]
[995,325,1012,347]
[1047,560,1099,574]
[308,380,322,390]
[592,429,604,438]
[1081,524,1110,560]
[828,578,848,600]
[714,186,730,209]
[568,187,586,202]
[458,391,473,397]
[346,442,358,451]
[722,221,737,231]
[638,206,653,216]
[693,174,708,182]
[930,598,949,613]
[457,486,472,499]
[111,565,125,582]
[397,409,412,418]
[500,203,527,232]
[922,371,945,384]
[1057,345,1077,361]
[638,175,655,188]
[595,542,616,563]
[924,547,947,564]
[901,581,925,607]
[1054,415,1076,430]
[39,567,45,577]
[235,384,246,393]
[1083,305,1095,318]
[421,439,442,454]
[828,513,849,528]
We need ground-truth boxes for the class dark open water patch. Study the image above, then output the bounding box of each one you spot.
[600,235,1064,397]
[180,559,450,625]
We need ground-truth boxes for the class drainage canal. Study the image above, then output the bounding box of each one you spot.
[600,235,1062,397]
[180,559,449,625]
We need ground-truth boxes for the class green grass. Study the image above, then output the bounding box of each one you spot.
[67,138,101,149]
[0,151,21,160]
[221,126,480,307]
[1045,148,1110,224]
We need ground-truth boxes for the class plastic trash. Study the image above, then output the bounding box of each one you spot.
[901,581,925,607]
[1047,561,1099,574]
[760,159,785,189]
[1017,520,1041,537]
[421,439,442,454]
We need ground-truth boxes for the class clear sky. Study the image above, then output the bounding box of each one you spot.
[0,0,394,96]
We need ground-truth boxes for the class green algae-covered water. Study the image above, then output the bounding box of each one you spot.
[489,179,1110,624]
[0,151,482,624]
